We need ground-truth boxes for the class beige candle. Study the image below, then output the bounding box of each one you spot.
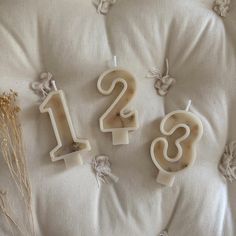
[150,101,203,186]
[97,67,139,145]
[40,82,91,168]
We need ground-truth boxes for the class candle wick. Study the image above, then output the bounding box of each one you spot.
[51,80,58,91]
[185,100,192,111]
[113,55,117,67]
[165,58,169,75]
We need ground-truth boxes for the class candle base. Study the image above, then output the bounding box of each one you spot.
[61,152,83,168]
[112,130,129,145]
[156,171,175,187]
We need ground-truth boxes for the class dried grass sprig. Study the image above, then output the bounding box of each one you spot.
[0,190,25,235]
[0,90,35,236]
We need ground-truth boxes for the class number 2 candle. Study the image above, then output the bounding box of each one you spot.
[150,101,203,186]
[39,80,91,168]
[97,64,139,145]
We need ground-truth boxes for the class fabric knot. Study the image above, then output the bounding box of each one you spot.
[30,72,53,100]
[213,0,230,17]
[93,0,116,15]
[92,155,119,187]
[160,230,168,236]
[219,141,236,182]
[146,59,176,96]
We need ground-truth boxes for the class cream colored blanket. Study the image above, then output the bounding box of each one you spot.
[0,0,235,235]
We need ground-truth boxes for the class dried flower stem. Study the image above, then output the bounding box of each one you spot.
[0,90,35,236]
[0,190,25,235]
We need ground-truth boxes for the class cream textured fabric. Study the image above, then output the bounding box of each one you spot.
[0,0,236,235]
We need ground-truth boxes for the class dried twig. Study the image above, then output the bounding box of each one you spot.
[0,90,35,236]
[0,190,25,235]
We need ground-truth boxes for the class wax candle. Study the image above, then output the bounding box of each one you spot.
[39,81,91,168]
[97,65,139,145]
[150,101,203,186]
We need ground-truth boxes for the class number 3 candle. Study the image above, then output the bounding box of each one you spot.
[150,101,203,186]
[38,78,91,168]
[97,58,139,145]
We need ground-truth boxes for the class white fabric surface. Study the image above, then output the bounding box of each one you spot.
[0,0,235,235]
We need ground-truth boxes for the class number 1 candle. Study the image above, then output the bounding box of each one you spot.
[150,101,203,186]
[39,80,91,168]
